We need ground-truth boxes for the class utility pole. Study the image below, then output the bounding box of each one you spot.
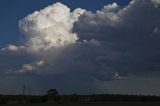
[23,85,26,96]
[22,85,26,105]
[28,86,31,96]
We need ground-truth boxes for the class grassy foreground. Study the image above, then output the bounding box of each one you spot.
[1,102,160,106]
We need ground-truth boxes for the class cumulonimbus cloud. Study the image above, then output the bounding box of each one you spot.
[1,0,160,83]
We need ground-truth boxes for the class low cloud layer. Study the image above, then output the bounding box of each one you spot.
[0,0,160,94]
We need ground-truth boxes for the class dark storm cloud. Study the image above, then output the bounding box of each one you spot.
[73,0,160,77]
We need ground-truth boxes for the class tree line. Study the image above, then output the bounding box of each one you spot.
[0,94,160,104]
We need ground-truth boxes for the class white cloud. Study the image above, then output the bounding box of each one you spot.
[17,60,45,74]
[151,0,160,7]
[19,2,85,53]
[113,72,128,80]
[102,2,119,12]
[18,64,34,73]
[153,27,159,33]
[36,60,45,66]
[1,44,24,52]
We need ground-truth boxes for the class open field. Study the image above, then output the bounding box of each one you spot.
[1,102,160,106]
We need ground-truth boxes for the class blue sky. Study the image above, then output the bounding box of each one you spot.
[0,0,160,95]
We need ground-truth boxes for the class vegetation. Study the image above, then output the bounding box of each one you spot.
[1,102,160,106]
[0,89,160,105]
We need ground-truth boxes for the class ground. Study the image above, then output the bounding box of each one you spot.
[1,102,160,106]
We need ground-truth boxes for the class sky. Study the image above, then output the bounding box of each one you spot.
[0,0,160,95]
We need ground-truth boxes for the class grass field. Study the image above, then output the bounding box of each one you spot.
[1,102,160,106]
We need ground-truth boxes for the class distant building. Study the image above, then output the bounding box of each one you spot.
[47,89,59,104]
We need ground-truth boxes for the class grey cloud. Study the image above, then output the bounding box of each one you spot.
[73,0,160,78]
